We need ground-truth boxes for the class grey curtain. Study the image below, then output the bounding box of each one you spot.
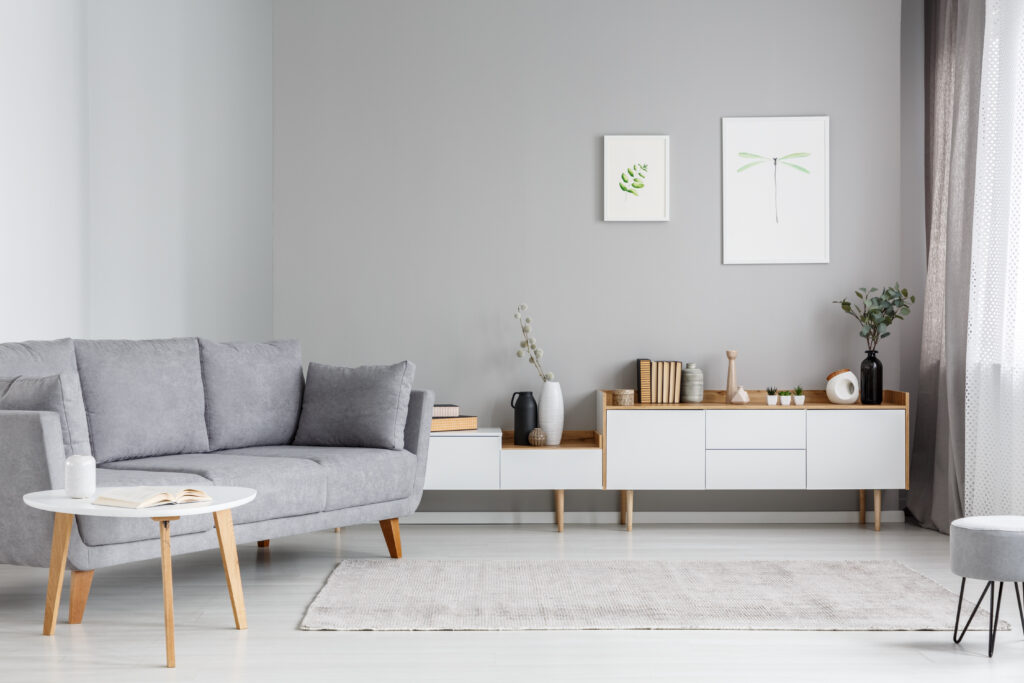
[907,0,986,532]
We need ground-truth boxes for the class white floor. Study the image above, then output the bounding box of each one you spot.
[0,522,1021,682]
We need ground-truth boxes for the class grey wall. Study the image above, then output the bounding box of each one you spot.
[271,0,918,514]
[85,0,273,341]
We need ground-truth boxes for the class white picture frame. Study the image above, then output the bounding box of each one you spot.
[721,116,829,264]
[603,135,669,222]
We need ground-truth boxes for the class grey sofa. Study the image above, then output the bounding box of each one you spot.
[0,338,433,573]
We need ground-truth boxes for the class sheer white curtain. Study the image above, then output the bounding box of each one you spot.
[965,0,1024,515]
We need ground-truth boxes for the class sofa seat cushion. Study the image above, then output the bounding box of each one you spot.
[0,339,91,456]
[101,453,326,524]
[75,338,211,463]
[78,469,215,546]
[220,445,417,510]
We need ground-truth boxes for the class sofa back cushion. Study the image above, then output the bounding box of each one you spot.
[293,361,415,450]
[0,339,91,456]
[199,339,305,451]
[75,338,210,463]
[0,375,77,456]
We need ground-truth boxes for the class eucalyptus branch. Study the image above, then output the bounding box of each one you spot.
[833,284,916,352]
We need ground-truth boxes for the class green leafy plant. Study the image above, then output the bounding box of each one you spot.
[778,390,791,397]
[737,152,810,223]
[766,387,778,396]
[833,284,916,352]
[513,303,554,382]
[619,163,648,197]
[794,386,804,396]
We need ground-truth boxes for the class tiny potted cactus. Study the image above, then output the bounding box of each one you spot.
[779,389,792,406]
[793,386,805,406]
[766,386,778,406]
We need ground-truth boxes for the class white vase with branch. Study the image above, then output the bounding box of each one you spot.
[514,303,563,445]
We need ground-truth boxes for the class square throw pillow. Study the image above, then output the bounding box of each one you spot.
[199,339,305,451]
[0,338,91,456]
[0,375,76,456]
[294,361,415,450]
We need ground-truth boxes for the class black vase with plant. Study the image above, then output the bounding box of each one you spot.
[834,284,915,405]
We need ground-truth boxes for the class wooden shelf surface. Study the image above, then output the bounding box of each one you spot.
[501,430,602,450]
[600,389,909,410]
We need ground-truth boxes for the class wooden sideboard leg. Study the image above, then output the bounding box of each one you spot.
[68,570,94,624]
[625,490,634,532]
[858,490,866,525]
[554,490,565,532]
[874,490,882,532]
[380,518,402,558]
[43,513,74,635]
[214,510,247,630]
[257,539,269,548]
[619,491,626,525]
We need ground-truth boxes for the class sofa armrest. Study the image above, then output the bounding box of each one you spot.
[403,389,434,510]
[0,410,69,567]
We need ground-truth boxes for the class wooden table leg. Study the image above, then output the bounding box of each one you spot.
[625,490,634,532]
[43,513,74,635]
[874,490,882,532]
[858,490,866,525]
[154,516,180,668]
[69,570,94,624]
[554,490,564,533]
[620,490,626,525]
[213,509,247,630]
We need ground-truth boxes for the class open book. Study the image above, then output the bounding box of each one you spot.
[93,486,212,509]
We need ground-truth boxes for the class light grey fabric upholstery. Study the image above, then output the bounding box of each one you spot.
[75,338,210,463]
[0,375,76,456]
[77,469,215,546]
[220,445,417,510]
[199,339,304,450]
[403,389,434,512]
[101,453,326,524]
[294,361,415,450]
[0,339,91,456]
[950,516,1024,582]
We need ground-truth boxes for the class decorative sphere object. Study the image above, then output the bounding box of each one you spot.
[612,389,635,406]
[826,369,860,404]
[528,428,547,446]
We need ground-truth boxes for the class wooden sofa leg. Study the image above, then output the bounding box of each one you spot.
[379,518,402,558]
[69,570,94,624]
[257,539,270,548]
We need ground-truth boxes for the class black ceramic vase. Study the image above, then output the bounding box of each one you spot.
[511,391,538,445]
[860,350,883,405]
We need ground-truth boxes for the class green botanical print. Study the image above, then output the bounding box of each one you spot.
[736,152,810,223]
[618,163,648,196]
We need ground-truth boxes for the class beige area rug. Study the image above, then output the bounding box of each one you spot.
[300,559,1007,632]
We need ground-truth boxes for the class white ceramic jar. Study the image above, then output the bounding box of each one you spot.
[65,454,96,499]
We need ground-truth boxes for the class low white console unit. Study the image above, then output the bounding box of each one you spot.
[599,389,909,531]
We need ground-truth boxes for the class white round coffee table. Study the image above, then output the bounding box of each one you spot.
[24,486,256,668]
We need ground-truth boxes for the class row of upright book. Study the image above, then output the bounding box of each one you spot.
[635,359,685,404]
[430,404,478,432]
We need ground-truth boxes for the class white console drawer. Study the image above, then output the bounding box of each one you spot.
[424,435,500,489]
[705,410,806,449]
[706,450,806,489]
[500,449,603,490]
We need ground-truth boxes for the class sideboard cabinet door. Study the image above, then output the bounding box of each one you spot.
[806,410,906,490]
[606,410,706,490]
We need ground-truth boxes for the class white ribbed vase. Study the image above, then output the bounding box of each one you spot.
[538,381,564,446]
[64,454,96,499]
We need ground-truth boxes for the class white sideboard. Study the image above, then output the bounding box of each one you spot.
[598,389,909,531]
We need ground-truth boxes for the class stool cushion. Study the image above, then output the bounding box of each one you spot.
[951,516,1024,582]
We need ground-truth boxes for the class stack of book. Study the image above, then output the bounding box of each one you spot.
[635,358,685,404]
[430,404,478,432]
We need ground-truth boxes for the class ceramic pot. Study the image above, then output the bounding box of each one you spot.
[511,391,538,446]
[861,351,883,405]
[65,454,96,499]
[826,369,860,404]
[766,394,779,406]
[794,395,806,406]
[682,363,704,403]
[538,381,564,446]
[780,395,792,406]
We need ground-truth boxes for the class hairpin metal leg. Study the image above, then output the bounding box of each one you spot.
[989,582,1004,657]
[953,578,1004,657]
[954,578,990,644]
[1015,582,1024,633]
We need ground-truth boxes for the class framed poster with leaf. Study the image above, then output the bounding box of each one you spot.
[721,116,829,264]
[603,135,669,221]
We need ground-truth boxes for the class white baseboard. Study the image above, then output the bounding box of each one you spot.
[404,510,907,525]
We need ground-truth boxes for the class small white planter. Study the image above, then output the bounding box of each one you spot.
[780,395,792,406]
[766,394,779,406]
[794,395,806,406]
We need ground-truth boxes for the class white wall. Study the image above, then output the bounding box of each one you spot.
[0,1,87,340]
[85,0,273,340]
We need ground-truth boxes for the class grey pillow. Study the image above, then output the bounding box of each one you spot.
[0,375,76,456]
[199,339,305,450]
[0,338,91,457]
[75,338,210,463]
[294,361,415,450]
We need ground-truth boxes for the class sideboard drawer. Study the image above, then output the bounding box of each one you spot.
[705,410,806,449]
[424,436,500,489]
[500,449,603,490]
[706,450,806,489]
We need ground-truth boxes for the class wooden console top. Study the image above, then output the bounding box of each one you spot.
[600,389,909,410]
